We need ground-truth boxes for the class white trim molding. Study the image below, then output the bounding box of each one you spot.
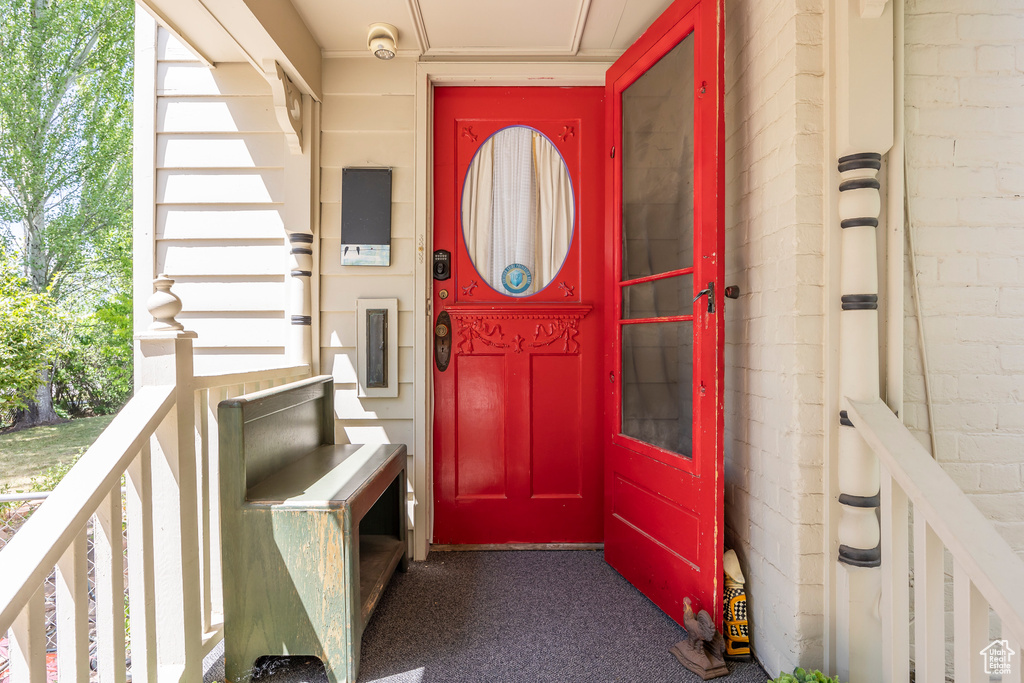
[266,60,304,154]
[410,61,610,562]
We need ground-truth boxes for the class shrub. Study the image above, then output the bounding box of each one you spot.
[770,668,840,683]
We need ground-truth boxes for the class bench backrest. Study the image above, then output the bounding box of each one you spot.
[218,375,335,503]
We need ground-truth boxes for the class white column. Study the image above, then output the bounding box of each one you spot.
[836,153,884,682]
[135,275,203,681]
[288,231,314,365]
[832,1,896,679]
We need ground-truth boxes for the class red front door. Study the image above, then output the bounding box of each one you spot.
[432,87,605,544]
[603,0,726,627]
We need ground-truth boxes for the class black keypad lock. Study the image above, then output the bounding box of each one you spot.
[433,249,451,280]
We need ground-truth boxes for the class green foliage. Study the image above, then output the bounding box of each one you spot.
[0,0,135,293]
[0,0,135,422]
[0,257,66,414]
[770,668,841,683]
[53,291,133,416]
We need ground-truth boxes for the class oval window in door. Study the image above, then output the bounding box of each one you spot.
[461,126,574,297]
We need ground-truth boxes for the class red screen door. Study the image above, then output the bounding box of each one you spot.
[603,0,725,627]
[432,87,605,544]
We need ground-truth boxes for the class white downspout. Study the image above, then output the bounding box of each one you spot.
[885,0,904,421]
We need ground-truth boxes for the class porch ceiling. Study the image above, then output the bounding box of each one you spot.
[136,0,674,101]
[290,0,675,58]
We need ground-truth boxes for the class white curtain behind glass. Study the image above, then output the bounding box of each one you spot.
[490,127,537,293]
[533,132,572,288]
[462,137,493,280]
[461,126,573,296]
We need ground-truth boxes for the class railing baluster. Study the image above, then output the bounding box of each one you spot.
[880,473,909,683]
[913,517,944,682]
[94,489,127,683]
[196,387,212,632]
[55,527,90,681]
[954,563,987,683]
[126,446,157,683]
[207,387,226,623]
[8,585,46,682]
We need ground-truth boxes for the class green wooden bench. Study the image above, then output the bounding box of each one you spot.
[218,375,408,683]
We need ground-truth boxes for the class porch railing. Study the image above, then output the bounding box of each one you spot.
[847,398,1024,683]
[0,277,310,681]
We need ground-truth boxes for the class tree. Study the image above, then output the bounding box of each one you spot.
[0,256,66,418]
[0,0,134,427]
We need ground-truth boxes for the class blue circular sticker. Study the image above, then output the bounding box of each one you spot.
[501,263,532,294]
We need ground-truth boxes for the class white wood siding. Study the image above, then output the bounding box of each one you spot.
[149,28,290,372]
[319,58,418,459]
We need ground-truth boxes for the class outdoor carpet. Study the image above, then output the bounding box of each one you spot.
[203,549,769,682]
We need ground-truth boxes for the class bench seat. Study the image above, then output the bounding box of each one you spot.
[219,377,407,683]
[244,443,409,627]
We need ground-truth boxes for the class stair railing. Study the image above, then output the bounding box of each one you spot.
[847,398,1024,683]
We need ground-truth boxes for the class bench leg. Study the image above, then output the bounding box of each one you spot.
[322,643,358,683]
[224,635,261,683]
[398,468,410,572]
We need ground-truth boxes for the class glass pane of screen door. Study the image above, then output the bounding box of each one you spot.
[619,32,696,457]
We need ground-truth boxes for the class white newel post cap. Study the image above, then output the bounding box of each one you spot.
[148,274,184,330]
[138,274,197,339]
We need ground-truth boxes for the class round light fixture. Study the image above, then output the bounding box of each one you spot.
[368,23,398,60]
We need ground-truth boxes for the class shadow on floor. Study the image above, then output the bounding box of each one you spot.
[205,550,769,683]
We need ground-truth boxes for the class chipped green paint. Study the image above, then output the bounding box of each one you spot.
[219,376,407,683]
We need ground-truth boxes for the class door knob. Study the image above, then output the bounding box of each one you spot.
[435,311,452,371]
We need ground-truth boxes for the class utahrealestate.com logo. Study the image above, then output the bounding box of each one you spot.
[981,640,1016,676]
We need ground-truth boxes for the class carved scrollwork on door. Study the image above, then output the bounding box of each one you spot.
[457,318,508,354]
[449,306,590,355]
[529,317,581,354]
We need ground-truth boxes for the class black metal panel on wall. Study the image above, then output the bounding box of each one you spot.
[341,168,392,266]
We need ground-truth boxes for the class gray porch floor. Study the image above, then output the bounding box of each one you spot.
[203,550,768,682]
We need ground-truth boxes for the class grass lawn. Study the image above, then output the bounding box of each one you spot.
[0,415,116,491]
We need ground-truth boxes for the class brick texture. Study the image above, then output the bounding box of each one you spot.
[724,0,825,675]
[904,0,1024,560]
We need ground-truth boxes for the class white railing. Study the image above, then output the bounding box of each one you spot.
[191,364,310,646]
[848,398,1024,683]
[0,278,310,681]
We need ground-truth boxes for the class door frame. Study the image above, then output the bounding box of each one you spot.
[411,63,611,561]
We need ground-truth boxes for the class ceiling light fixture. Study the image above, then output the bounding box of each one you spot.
[368,23,398,60]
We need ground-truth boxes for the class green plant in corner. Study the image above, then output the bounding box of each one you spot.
[770,668,840,683]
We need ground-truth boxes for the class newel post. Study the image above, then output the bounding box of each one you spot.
[831,0,895,680]
[133,275,203,680]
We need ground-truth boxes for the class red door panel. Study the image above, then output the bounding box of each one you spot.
[531,354,583,498]
[604,0,725,628]
[455,354,506,499]
[433,87,605,544]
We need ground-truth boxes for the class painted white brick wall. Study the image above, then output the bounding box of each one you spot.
[724,0,825,675]
[904,1,1024,558]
